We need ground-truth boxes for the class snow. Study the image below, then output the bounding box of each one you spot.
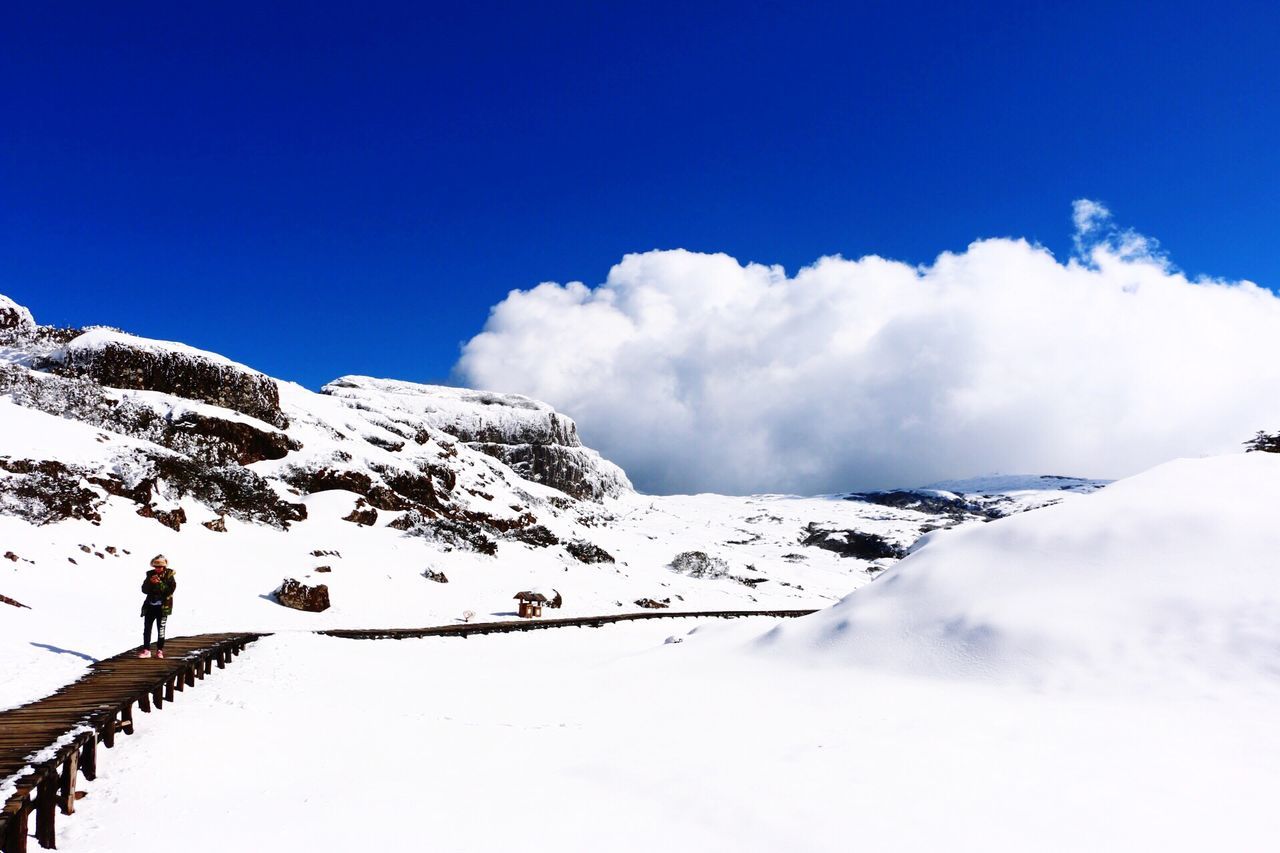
[55,328,262,374]
[762,453,1280,693]
[0,398,162,464]
[43,623,1280,853]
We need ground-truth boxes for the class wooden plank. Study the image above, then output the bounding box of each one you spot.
[77,738,95,783]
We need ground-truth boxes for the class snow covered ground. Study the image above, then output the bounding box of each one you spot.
[49,620,1280,853]
[15,450,1280,851]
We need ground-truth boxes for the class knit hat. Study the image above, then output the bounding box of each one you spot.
[150,554,169,567]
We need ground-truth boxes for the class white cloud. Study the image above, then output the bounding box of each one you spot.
[457,205,1280,494]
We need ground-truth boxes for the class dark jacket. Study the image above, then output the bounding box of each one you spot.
[141,568,177,616]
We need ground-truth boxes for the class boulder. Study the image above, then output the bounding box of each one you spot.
[275,578,330,612]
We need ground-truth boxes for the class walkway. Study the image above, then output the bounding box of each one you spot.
[0,609,815,851]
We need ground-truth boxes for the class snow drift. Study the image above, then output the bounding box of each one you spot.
[761,452,1280,691]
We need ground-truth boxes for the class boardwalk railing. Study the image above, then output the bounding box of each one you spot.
[0,633,261,853]
[1,608,815,850]
[319,608,818,640]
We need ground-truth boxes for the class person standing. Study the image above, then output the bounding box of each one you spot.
[138,554,176,659]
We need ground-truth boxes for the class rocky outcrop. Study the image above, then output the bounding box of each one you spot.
[50,330,289,429]
[321,377,631,501]
[0,295,36,345]
[800,523,904,560]
[0,367,298,466]
[0,458,105,526]
[274,578,330,612]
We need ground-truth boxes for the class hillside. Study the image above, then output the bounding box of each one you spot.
[1,292,1102,707]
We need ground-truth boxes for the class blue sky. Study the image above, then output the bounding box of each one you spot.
[3,1,1277,390]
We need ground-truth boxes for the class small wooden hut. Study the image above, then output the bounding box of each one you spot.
[513,591,547,619]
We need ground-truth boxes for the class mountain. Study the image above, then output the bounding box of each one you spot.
[0,293,1103,706]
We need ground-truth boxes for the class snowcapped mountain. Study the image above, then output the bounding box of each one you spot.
[1,293,1104,706]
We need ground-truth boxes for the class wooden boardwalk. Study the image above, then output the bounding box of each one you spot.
[0,633,261,852]
[0,608,815,851]
[320,608,819,640]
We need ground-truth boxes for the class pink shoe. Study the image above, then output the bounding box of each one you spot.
[138,649,152,658]
[155,649,165,659]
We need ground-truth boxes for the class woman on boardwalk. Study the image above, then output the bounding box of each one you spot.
[138,554,176,659]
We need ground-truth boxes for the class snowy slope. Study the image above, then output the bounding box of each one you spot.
[0,292,1100,708]
[761,452,1280,692]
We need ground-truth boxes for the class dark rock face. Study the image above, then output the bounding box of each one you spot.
[53,337,289,428]
[343,500,378,526]
[202,516,228,532]
[0,298,35,344]
[635,597,670,609]
[800,523,904,560]
[566,541,615,564]
[137,504,186,531]
[0,459,104,525]
[843,490,999,519]
[472,443,617,501]
[275,578,330,612]
[422,569,449,583]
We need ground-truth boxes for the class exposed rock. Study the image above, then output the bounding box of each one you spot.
[0,366,297,466]
[343,500,378,526]
[202,516,228,532]
[50,330,289,428]
[0,295,36,345]
[0,458,104,525]
[314,566,332,573]
[321,377,631,501]
[800,523,904,560]
[635,597,670,609]
[274,578,330,612]
[3,551,18,562]
[311,550,341,558]
[137,504,187,531]
[844,489,998,520]
[422,568,449,583]
[90,454,306,530]
[1,592,31,609]
[566,541,614,564]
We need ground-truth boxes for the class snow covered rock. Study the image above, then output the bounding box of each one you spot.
[50,329,289,429]
[0,295,36,345]
[322,377,631,500]
[275,578,331,612]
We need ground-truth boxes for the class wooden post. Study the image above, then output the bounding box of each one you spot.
[184,666,195,687]
[79,736,96,782]
[3,799,30,853]
[121,703,134,735]
[164,679,175,702]
[204,656,213,675]
[34,775,56,849]
[152,687,163,710]
[216,651,226,669]
[138,692,151,714]
[58,752,78,816]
